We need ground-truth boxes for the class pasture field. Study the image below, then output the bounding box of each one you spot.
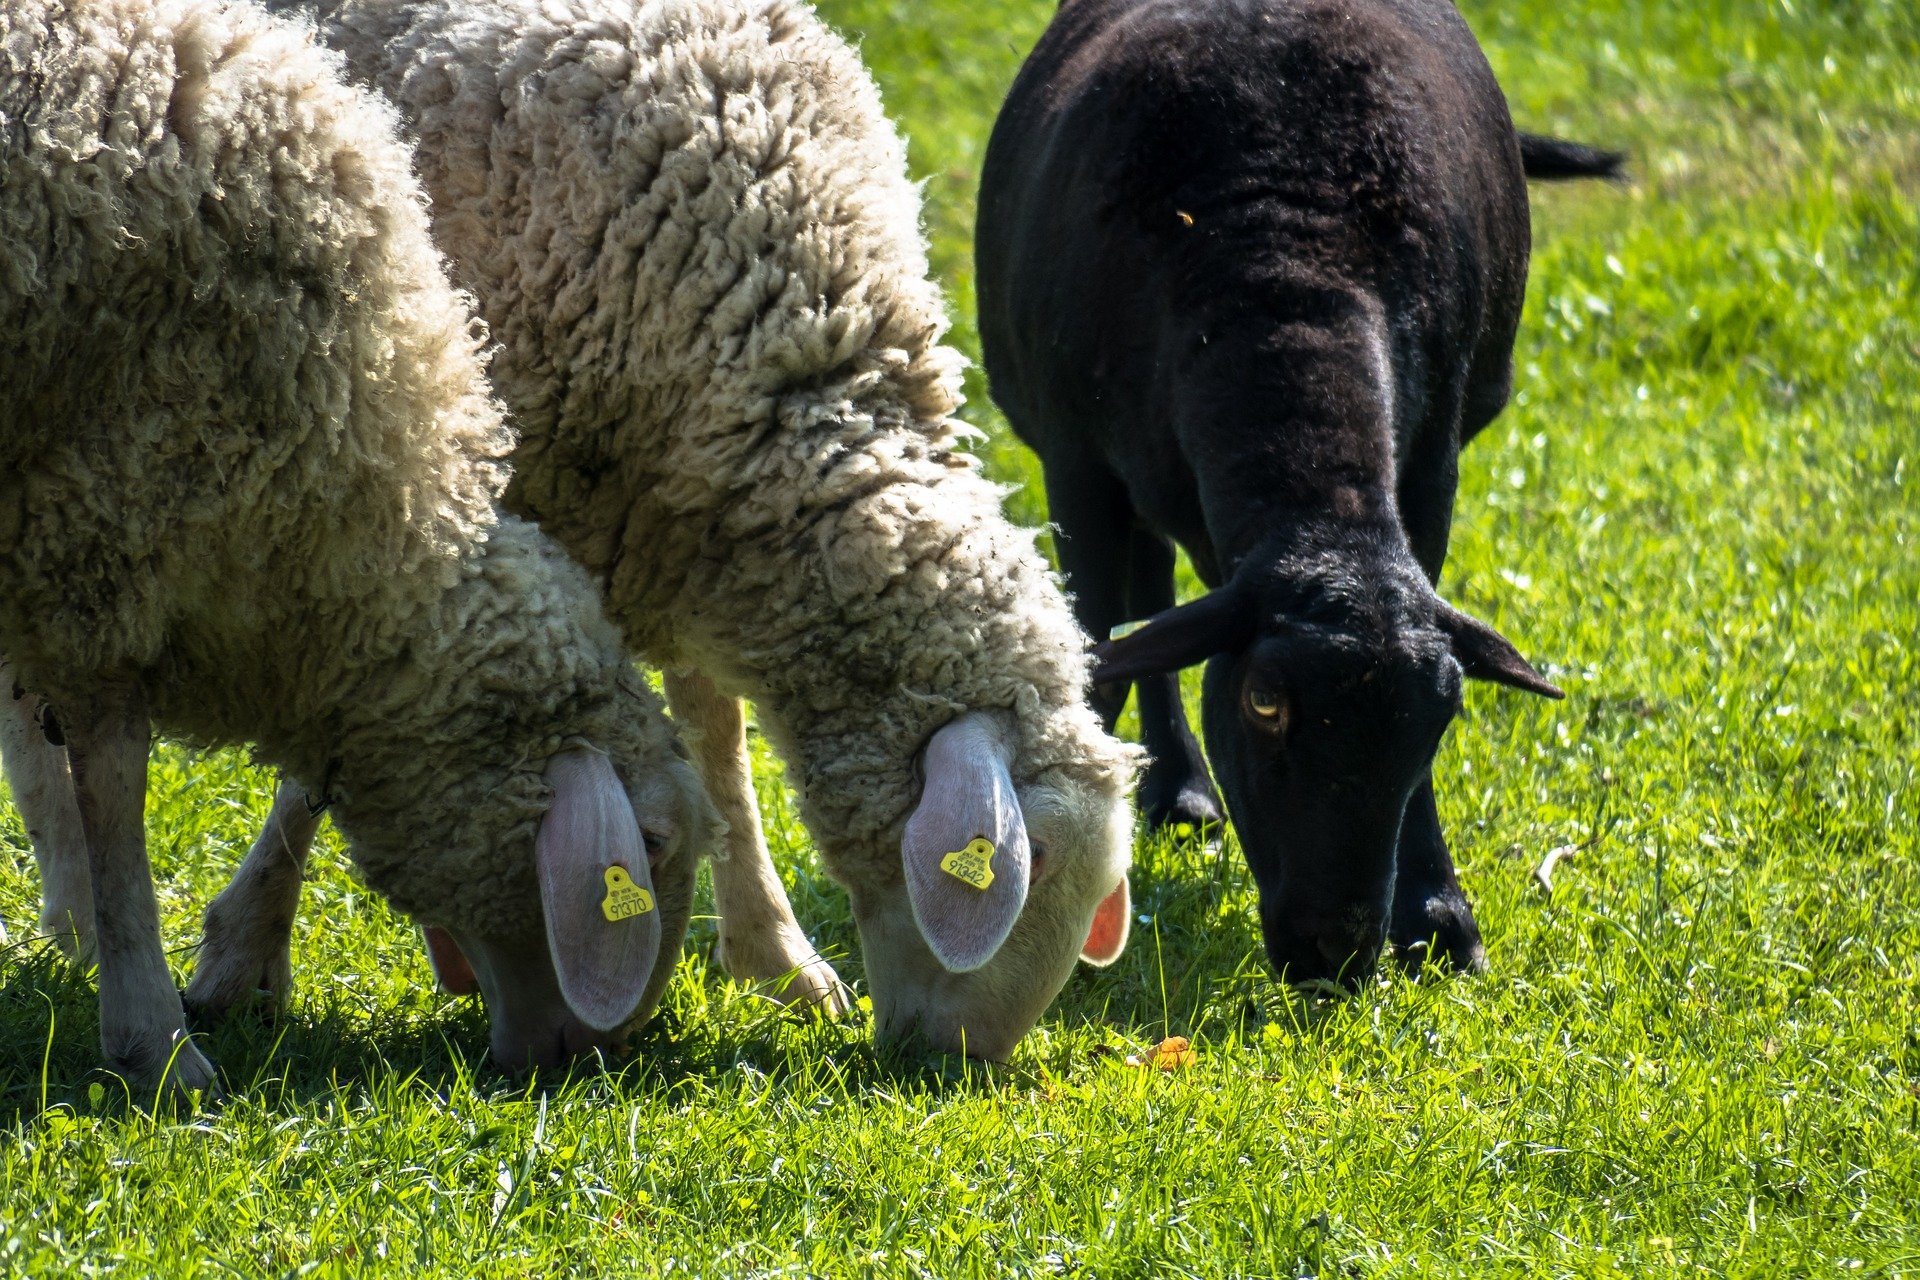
[2,0,1916,1273]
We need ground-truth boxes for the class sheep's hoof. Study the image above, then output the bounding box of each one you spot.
[762,958,856,1017]
[105,1029,221,1107]
[184,947,294,1026]
[1141,783,1226,839]
[1389,889,1487,976]
[719,934,854,1017]
[40,915,98,968]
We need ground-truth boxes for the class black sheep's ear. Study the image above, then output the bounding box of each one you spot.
[1436,602,1565,699]
[1091,587,1253,683]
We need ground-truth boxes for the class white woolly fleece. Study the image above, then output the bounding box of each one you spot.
[0,0,709,988]
[276,0,1142,908]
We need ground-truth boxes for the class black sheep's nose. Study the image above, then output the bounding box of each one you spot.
[1316,932,1380,982]
[1262,915,1387,988]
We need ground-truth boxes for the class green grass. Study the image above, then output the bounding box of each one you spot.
[3,0,1917,1272]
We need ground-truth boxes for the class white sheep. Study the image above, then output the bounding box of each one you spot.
[0,0,714,1092]
[194,0,1143,1060]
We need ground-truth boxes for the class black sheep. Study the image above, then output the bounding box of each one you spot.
[976,0,1619,982]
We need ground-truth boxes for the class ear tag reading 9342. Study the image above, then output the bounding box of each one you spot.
[600,865,655,922]
[939,838,997,891]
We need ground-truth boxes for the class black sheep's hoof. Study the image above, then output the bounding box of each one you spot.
[1390,888,1487,975]
[1141,781,1226,837]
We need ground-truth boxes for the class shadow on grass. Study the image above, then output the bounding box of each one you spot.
[0,822,1420,1124]
[0,938,514,1121]
[0,943,1060,1126]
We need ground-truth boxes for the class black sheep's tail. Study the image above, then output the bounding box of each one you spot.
[1518,132,1627,182]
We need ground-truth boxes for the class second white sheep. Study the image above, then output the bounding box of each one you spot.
[216,0,1146,1060]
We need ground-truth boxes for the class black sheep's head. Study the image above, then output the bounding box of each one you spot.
[1093,548,1561,987]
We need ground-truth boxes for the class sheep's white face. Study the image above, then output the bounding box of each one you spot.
[857,714,1133,1061]
[417,747,709,1071]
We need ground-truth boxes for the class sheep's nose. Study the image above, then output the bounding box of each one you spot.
[874,1008,1019,1063]
[492,1015,622,1072]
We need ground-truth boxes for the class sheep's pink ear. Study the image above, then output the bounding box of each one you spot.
[901,714,1030,972]
[422,925,479,995]
[535,748,661,1031]
[1079,878,1131,966]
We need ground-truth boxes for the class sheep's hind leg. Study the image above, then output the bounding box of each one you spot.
[1124,529,1224,834]
[1043,462,1222,832]
[1040,458,1135,730]
[185,777,321,1022]
[0,662,96,961]
[64,679,217,1099]
[664,669,852,1015]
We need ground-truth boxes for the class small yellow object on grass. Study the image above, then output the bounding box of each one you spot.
[1125,1036,1197,1071]
[939,837,997,890]
[600,865,655,921]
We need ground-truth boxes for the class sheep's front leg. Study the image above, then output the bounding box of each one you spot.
[63,680,216,1098]
[664,669,851,1015]
[0,663,96,961]
[184,777,321,1022]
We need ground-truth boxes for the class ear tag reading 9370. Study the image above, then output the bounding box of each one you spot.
[940,838,997,891]
[600,865,655,922]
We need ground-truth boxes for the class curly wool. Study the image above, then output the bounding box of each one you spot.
[0,0,702,946]
[281,0,1140,888]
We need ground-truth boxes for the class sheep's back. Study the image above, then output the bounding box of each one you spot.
[286,0,1137,866]
[0,0,510,745]
[297,0,963,633]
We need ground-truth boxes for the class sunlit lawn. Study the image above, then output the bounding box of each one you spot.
[2,0,1916,1273]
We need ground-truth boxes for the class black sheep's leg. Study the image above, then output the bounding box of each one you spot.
[1125,527,1223,832]
[1389,772,1486,973]
[1042,459,1136,730]
[1392,409,1484,970]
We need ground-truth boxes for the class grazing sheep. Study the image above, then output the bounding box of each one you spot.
[977,0,1613,984]
[197,0,1143,1061]
[0,0,713,1091]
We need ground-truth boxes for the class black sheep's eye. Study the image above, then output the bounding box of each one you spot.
[1243,685,1289,731]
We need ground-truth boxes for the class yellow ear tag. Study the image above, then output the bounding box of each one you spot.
[600,865,655,922]
[939,838,997,891]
